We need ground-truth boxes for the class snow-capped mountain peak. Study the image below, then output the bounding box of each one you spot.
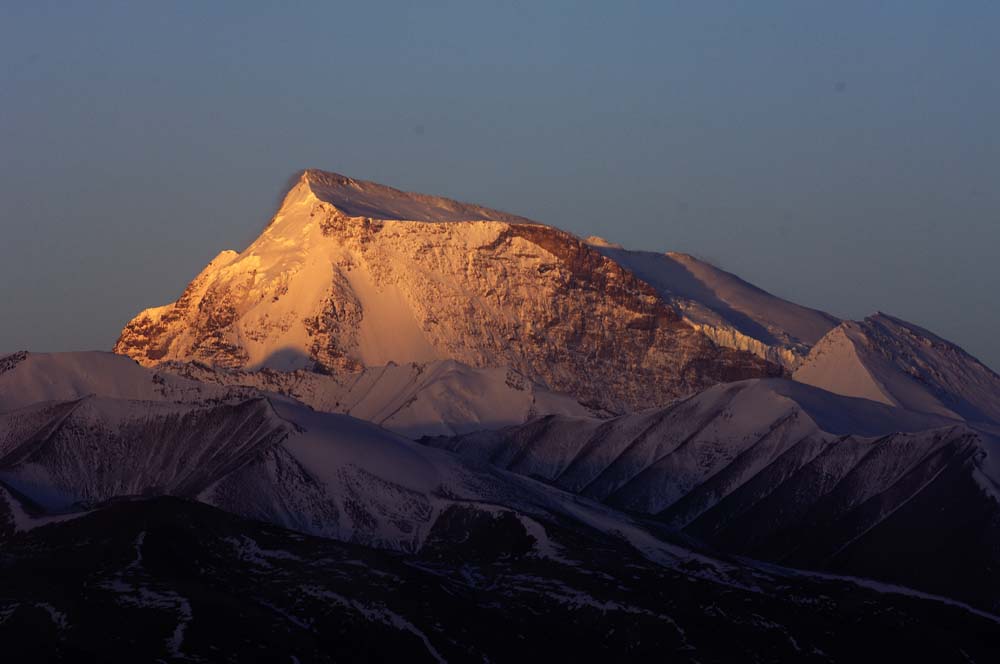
[115,169,784,411]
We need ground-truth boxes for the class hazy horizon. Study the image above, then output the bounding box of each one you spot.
[3,2,999,369]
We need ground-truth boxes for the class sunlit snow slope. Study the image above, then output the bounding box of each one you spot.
[794,313,1000,424]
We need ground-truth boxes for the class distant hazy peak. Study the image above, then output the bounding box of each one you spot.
[287,168,539,224]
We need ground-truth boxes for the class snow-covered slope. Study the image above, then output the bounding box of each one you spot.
[0,396,292,510]
[427,378,1000,605]
[164,359,596,438]
[794,313,1000,424]
[591,244,839,368]
[3,353,998,611]
[427,378,965,512]
[0,390,529,552]
[114,169,783,412]
[0,351,719,560]
[0,351,228,412]
[0,351,594,438]
[0,351,445,549]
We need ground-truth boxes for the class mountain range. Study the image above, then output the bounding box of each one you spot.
[3,169,999,661]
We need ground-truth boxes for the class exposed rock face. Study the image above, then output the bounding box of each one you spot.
[116,170,783,411]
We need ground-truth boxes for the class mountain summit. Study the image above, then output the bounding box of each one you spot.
[294,169,538,224]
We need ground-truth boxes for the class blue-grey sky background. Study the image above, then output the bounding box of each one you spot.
[2,1,998,368]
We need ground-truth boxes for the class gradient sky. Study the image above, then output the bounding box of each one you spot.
[2,1,998,369]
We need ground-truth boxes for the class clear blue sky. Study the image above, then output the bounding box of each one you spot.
[2,1,998,368]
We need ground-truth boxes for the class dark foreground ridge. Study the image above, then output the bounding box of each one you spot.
[2,497,997,662]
